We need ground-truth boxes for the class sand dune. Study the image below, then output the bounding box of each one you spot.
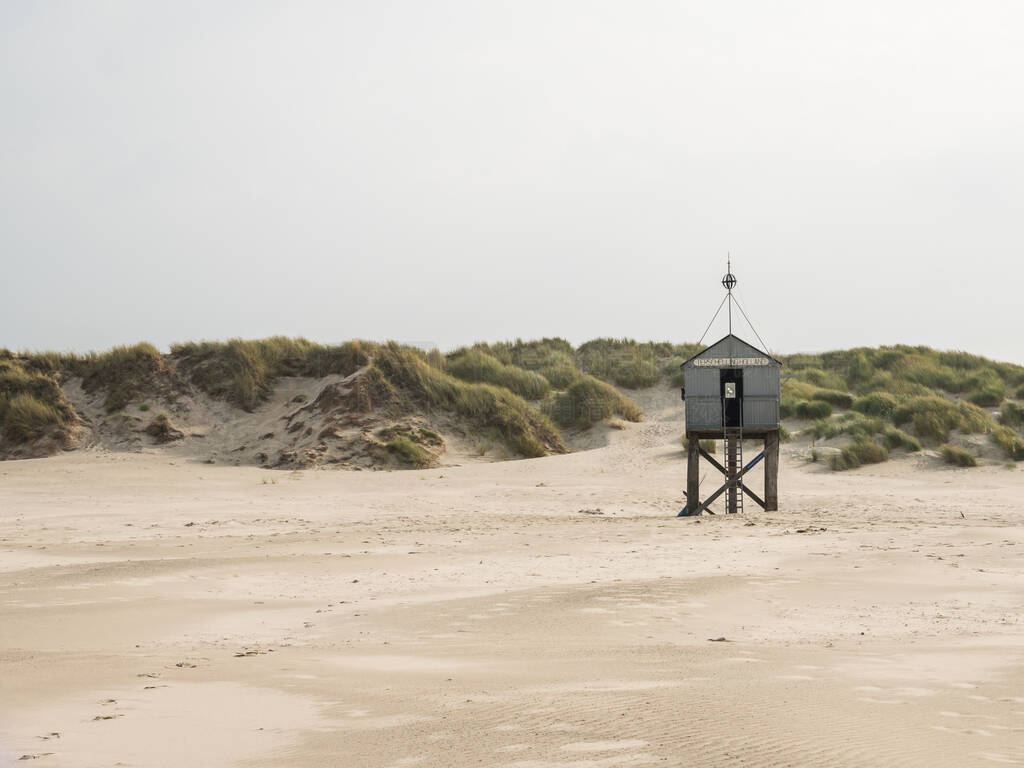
[1,398,1022,767]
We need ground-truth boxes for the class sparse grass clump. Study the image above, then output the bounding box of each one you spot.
[545,374,643,429]
[384,436,433,468]
[964,370,1006,406]
[881,426,921,452]
[778,424,791,442]
[795,400,832,420]
[998,401,1023,427]
[446,349,550,400]
[957,401,992,433]
[941,444,977,467]
[377,424,443,447]
[991,425,1024,460]
[852,392,899,419]
[828,438,889,471]
[70,343,166,411]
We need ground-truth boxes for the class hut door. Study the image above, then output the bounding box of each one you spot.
[720,368,743,428]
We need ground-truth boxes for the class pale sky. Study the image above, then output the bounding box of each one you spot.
[2,2,1022,363]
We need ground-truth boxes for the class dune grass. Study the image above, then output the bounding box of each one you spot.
[880,426,922,452]
[172,337,369,412]
[371,343,565,457]
[0,393,67,442]
[941,444,977,467]
[792,400,832,420]
[576,339,676,389]
[54,343,166,412]
[997,401,1023,427]
[851,392,899,419]
[0,358,77,443]
[787,345,1024,405]
[827,438,889,471]
[544,374,643,429]
[6,336,1023,467]
[890,396,991,444]
[991,425,1024,460]
[384,436,434,468]
[446,349,551,400]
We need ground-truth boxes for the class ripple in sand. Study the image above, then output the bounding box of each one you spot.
[561,740,649,752]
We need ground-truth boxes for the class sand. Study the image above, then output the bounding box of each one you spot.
[1,399,1023,767]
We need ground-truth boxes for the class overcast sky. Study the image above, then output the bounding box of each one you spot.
[2,2,1022,363]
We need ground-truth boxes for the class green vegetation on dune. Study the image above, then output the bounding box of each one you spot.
[383,436,434,468]
[171,337,369,411]
[941,444,977,467]
[371,343,566,457]
[786,344,1024,463]
[446,349,551,400]
[1,393,68,443]
[544,374,643,429]
[991,425,1024,460]
[576,339,675,389]
[4,336,1024,471]
[0,358,77,443]
[462,339,580,389]
[999,402,1023,427]
[827,438,889,471]
[74,343,167,411]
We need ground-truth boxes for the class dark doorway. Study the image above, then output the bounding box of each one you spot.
[720,368,743,428]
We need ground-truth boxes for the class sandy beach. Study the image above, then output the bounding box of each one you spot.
[1,397,1022,768]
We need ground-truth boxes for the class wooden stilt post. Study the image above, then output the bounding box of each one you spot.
[764,431,779,511]
[686,437,700,515]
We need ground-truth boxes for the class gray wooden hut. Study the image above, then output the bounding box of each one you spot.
[680,333,782,515]
[682,334,782,435]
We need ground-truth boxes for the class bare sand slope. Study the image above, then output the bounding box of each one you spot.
[1,407,1022,767]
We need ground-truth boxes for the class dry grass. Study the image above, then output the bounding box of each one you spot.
[446,349,550,400]
[941,444,978,467]
[828,438,889,471]
[172,337,369,411]
[544,375,643,429]
[0,359,77,443]
[991,425,1024,460]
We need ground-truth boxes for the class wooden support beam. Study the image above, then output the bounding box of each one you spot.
[764,431,779,511]
[741,483,766,509]
[684,437,700,516]
[699,448,726,476]
[689,451,765,517]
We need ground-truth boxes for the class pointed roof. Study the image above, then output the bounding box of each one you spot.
[681,333,782,368]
